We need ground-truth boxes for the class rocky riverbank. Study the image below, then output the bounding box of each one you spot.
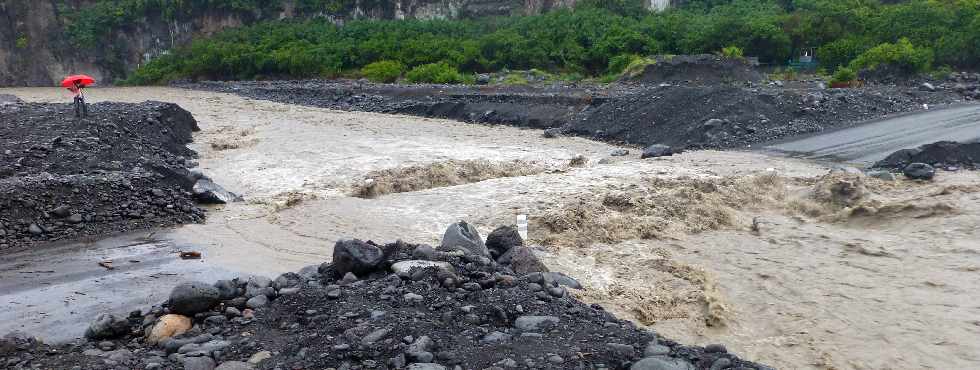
[0,223,771,370]
[0,101,234,251]
[875,141,980,171]
[183,77,969,151]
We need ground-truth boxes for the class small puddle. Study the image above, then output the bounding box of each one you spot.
[0,231,244,343]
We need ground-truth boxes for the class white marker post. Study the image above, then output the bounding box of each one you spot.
[516,214,528,240]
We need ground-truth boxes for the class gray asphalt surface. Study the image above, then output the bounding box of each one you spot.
[764,104,980,165]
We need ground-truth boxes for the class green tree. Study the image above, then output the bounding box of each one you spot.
[405,62,468,84]
[849,38,933,73]
[361,60,404,83]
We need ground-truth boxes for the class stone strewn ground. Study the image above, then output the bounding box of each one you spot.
[0,101,205,250]
[0,226,772,370]
[184,79,967,150]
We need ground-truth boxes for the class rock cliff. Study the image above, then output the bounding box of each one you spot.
[0,0,593,86]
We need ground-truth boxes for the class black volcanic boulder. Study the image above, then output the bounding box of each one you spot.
[332,239,385,277]
[485,225,524,259]
[875,148,922,169]
[904,163,936,180]
[169,281,221,315]
[641,144,678,159]
[84,313,131,340]
[192,177,241,204]
[213,279,241,300]
[438,221,489,257]
[501,246,549,275]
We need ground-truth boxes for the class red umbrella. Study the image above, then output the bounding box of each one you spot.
[61,74,96,88]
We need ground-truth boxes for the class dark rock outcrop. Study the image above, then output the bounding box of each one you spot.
[485,225,524,258]
[168,282,221,316]
[876,141,980,170]
[641,144,678,159]
[332,239,386,277]
[903,163,936,180]
[438,221,489,257]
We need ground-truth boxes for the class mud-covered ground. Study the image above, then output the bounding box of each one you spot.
[0,101,205,250]
[4,87,979,370]
[183,79,968,150]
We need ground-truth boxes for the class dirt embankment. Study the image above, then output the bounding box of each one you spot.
[0,101,205,250]
[185,79,966,150]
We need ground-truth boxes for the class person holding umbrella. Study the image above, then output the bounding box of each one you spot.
[61,74,95,118]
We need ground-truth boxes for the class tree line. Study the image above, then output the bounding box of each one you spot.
[113,0,980,84]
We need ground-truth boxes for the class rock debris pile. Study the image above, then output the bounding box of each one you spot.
[0,101,235,250]
[0,223,771,370]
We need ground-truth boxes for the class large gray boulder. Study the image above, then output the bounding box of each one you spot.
[438,221,488,257]
[903,163,936,180]
[526,271,583,289]
[500,246,548,275]
[84,313,130,340]
[213,280,241,300]
[272,273,301,291]
[169,281,221,316]
[513,316,559,331]
[193,177,241,204]
[640,144,678,159]
[245,276,273,298]
[485,225,523,259]
[332,239,385,277]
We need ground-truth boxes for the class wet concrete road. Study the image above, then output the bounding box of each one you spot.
[764,104,980,165]
[0,232,245,342]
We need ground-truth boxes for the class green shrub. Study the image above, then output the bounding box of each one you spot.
[361,60,404,83]
[607,54,641,75]
[930,65,953,80]
[849,38,933,74]
[817,37,871,71]
[721,45,744,59]
[501,73,529,85]
[622,57,657,78]
[405,62,467,84]
[830,66,857,85]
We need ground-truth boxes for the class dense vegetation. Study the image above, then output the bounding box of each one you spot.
[110,0,980,84]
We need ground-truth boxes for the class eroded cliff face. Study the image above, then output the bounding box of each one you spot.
[0,1,77,86]
[0,0,654,87]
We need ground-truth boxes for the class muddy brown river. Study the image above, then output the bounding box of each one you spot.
[2,87,978,370]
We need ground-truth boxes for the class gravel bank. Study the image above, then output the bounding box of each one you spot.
[183,79,967,150]
[0,101,205,250]
[0,225,772,370]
